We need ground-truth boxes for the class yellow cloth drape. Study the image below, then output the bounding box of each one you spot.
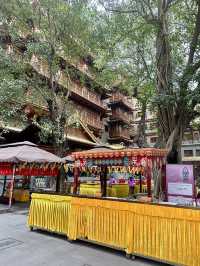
[28,193,71,235]
[80,184,101,197]
[79,184,147,198]
[28,193,200,266]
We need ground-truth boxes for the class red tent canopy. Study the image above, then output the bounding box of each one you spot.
[0,142,62,176]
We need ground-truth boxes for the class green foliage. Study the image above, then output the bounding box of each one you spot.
[88,0,200,133]
[0,0,92,152]
[0,48,27,124]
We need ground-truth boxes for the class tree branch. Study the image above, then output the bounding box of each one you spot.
[191,59,200,73]
[166,0,178,8]
[98,0,159,25]
[137,46,153,81]
[187,0,200,65]
[98,0,138,14]
[142,0,156,19]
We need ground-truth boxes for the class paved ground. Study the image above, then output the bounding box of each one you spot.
[0,204,9,213]
[0,211,168,266]
[0,202,30,214]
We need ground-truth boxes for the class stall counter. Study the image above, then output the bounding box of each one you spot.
[28,193,200,266]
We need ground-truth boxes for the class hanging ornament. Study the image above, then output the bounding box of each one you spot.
[141,157,147,167]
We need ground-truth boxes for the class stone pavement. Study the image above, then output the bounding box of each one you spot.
[0,202,29,214]
[0,211,168,266]
[0,203,11,214]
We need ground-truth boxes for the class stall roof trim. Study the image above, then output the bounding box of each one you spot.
[72,148,168,159]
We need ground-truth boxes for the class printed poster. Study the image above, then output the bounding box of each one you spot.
[166,164,194,204]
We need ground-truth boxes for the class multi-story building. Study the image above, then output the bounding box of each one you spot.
[0,28,136,151]
[131,98,200,169]
[0,31,109,150]
[107,91,134,145]
[181,129,200,177]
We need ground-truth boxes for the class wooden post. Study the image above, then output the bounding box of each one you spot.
[147,166,151,197]
[139,172,142,193]
[100,166,107,197]
[104,166,107,197]
[73,166,79,194]
[100,166,103,196]
[9,165,16,208]
[161,164,167,201]
[56,172,60,192]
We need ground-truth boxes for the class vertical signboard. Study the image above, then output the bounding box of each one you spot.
[166,164,194,205]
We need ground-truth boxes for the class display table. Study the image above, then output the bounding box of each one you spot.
[107,184,147,197]
[80,183,101,197]
[107,184,129,197]
[28,193,72,235]
[5,189,30,202]
[28,193,200,266]
[79,183,147,198]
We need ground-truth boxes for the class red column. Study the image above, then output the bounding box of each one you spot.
[161,164,167,201]
[147,166,152,197]
[73,167,79,194]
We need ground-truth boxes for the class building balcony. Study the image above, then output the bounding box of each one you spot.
[182,139,200,145]
[82,116,104,131]
[30,55,107,113]
[70,81,107,112]
[74,103,104,131]
[110,109,131,124]
[109,92,133,111]
[145,128,158,134]
[109,128,131,140]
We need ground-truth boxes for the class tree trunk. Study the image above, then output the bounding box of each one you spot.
[135,101,147,147]
[48,68,68,193]
[166,119,183,163]
[156,0,180,162]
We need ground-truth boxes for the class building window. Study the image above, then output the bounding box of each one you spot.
[193,132,200,141]
[184,150,193,157]
[150,137,157,143]
[196,150,200,156]
[136,112,142,118]
[149,122,157,130]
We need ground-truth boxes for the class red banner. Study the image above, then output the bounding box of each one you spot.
[0,163,58,176]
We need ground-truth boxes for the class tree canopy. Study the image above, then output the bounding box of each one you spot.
[88,0,200,161]
[0,0,92,155]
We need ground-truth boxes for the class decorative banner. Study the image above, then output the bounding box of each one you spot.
[0,163,59,176]
[86,160,93,167]
[166,164,194,204]
[123,156,129,166]
[80,159,86,167]
[132,157,137,165]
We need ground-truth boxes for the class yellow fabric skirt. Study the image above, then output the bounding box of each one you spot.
[28,193,200,266]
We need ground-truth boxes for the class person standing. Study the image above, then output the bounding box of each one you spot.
[128,175,136,198]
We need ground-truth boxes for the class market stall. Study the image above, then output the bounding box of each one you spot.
[0,141,62,207]
[72,147,167,198]
[28,147,200,266]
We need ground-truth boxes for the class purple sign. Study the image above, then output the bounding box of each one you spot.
[166,164,194,204]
